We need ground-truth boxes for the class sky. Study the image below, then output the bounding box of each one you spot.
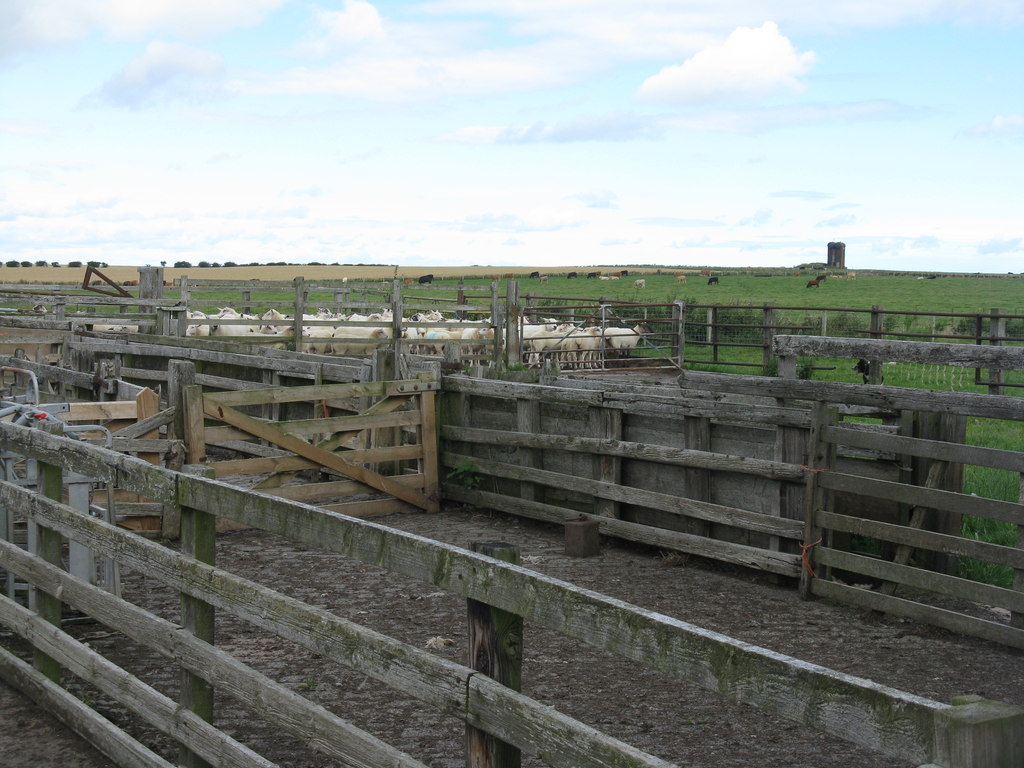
[2,1,1023,273]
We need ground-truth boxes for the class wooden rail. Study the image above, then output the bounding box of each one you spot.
[0,425,1021,766]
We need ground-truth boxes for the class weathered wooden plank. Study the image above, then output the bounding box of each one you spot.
[65,400,139,421]
[0,542,429,768]
[209,454,319,477]
[319,498,415,517]
[108,406,176,439]
[819,471,1024,525]
[823,425,1024,472]
[255,474,427,502]
[441,425,806,480]
[774,335,1024,368]
[0,421,178,504]
[280,409,421,438]
[441,451,803,540]
[0,590,275,768]
[442,375,604,405]
[816,547,1024,614]
[204,378,437,408]
[676,369,1024,420]
[446,484,801,577]
[0,355,93,389]
[0,646,176,768]
[816,509,1024,568]
[68,338,364,383]
[811,579,1024,651]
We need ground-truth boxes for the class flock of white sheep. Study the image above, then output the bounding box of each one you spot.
[173,307,652,368]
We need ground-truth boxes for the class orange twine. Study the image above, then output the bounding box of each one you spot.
[801,465,828,473]
[801,538,822,578]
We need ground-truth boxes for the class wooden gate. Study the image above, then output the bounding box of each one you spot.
[184,376,440,517]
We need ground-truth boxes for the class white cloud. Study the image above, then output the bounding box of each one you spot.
[739,208,773,226]
[978,237,1022,255]
[571,190,619,209]
[1,0,285,56]
[662,100,914,133]
[817,213,857,228]
[87,41,225,108]
[302,1,386,56]
[638,22,816,104]
[441,112,656,144]
[966,114,1024,137]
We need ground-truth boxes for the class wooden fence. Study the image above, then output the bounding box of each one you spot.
[441,338,1024,651]
[4,272,1022,383]
[772,336,1024,647]
[1,423,1021,767]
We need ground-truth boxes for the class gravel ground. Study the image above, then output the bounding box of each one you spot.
[2,504,1023,767]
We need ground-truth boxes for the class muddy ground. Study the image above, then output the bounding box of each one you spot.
[2,504,1023,767]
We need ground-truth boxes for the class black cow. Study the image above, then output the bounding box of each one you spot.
[566,271,578,279]
[853,358,884,384]
[586,271,600,279]
[620,269,629,277]
[417,274,434,284]
[707,276,719,285]
[529,271,540,279]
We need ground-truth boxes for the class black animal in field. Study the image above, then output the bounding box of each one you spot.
[707,276,719,285]
[853,358,884,384]
[417,274,434,284]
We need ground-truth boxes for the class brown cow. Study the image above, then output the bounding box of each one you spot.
[806,279,821,288]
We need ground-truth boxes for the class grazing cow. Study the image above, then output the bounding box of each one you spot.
[634,279,646,288]
[700,269,711,277]
[529,271,540,279]
[620,270,629,277]
[539,275,548,283]
[816,274,828,282]
[418,274,434,284]
[586,271,600,279]
[845,272,856,280]
[793,271,801,277]
[926,275,937,280]
[707,277,719,285]
[675,274,687,283]
[566,271,578,279]
[806,279,821,288]
[853,358,884,384]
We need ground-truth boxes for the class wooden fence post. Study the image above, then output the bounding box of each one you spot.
[467,541,522,768]
[178,463,216,768]
[292,276,306,354]
[762,303,776,372]
[799,402,832,600]
[671,300,685,369]
[988,308,1006,396]
[138,266,163,299]
[505,281,521,368]
[1013,474,1024,631]
[34,424,64,683]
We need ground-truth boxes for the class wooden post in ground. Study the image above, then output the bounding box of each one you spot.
[671,300,686,369]
[466,541,522,768]
[800,402,831,600]
[34,424,64,683]
[178,463,216,768]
